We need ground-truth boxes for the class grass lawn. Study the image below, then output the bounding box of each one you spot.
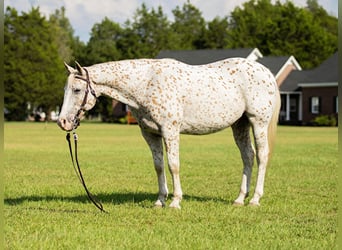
[4,122,337,249]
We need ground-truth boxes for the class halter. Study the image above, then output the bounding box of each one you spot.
[73,68,97,129]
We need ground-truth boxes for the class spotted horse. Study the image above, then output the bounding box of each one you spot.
[58,58,281,209]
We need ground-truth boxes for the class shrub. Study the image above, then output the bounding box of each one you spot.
[312,115,337,126]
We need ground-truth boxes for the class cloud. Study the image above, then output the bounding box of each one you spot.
[60,0,143,40]
[4,0,337,43]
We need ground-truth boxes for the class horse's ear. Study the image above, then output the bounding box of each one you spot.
[64,62,76,74]
[75,61,86,75]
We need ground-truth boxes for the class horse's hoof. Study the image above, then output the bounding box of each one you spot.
[233,201,244,207]
[169,200,181,209]
[154,200,165,208]
[248,201,260,207]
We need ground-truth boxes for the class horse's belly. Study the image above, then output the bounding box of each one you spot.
[180,100,245,135]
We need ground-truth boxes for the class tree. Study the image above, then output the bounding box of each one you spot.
[85,17,123,65]
[171,1,206,49]
[204,16,230,49]
[4,7,65,120]
[120,3,174,58]
[306,0,337,37]
[49,7,74,63]
[227,0,337,68]
[70,36,87,65]
[49,7,87,65]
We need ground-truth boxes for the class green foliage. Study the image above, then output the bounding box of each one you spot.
[204,17,230,49]
[228,0,337,68]
[49,7,75,63]
[312,115,337,126]
[171,1,207,49]
[85,17,123,64]
[4,7,65,121]
[4,123,337,249]
[128,4,174,58]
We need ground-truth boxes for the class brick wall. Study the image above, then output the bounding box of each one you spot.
[301,86,338,124]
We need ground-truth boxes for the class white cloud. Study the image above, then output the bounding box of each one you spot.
[4,0,337,43]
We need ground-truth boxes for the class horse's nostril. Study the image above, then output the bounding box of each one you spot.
[57,118,67,127]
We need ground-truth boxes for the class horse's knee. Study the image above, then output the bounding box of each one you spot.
[168,162,180,175]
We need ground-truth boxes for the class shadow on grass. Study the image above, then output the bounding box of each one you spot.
[5,191,230,209]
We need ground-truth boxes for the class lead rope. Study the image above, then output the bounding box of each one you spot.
[66,132,107,213]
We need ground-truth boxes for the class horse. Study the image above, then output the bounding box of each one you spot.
[57,58,281,208]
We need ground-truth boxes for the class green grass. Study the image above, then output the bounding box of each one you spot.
[4,122,337,249]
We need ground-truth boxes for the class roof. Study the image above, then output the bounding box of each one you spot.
[302,52,338,83]
[258,56,293,76]
[258,56,301,77]
[280,52,337,91]
[156,48,262,65]
[280,70,309,92]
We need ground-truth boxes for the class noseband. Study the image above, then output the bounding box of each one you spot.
[73,68,97,129]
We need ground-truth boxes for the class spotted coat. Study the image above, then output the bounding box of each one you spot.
[58,58,281,208]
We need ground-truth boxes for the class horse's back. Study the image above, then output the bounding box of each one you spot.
[150,58,246,134]
[147,58,278,135]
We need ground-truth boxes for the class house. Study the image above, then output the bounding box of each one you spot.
[279,52,338,125]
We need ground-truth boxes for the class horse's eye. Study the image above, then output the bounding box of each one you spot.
[73,89,81,94]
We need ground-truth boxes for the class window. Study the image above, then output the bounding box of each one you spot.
[311,97,320,114]
[290,98,297,112]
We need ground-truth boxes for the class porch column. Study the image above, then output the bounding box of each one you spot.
[298,93,302,121]
[286,94,290,121]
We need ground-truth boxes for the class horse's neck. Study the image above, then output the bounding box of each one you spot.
[88,60,151,109]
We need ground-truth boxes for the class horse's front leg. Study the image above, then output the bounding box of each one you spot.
[141,130,168,207]
[163,131,182,209]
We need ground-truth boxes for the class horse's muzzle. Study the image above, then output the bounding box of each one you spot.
[57,116,78,131]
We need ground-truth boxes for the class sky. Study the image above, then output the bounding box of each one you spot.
[4,0,338,43]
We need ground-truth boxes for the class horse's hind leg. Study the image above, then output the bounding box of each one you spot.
[248,118,271,206]
[232,115,255,205]
[141,130,168,207]
[163,130,182,209]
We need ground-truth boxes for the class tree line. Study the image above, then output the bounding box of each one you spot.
[4,0,337,121]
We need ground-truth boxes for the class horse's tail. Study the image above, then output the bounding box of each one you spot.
[267,87,281,160]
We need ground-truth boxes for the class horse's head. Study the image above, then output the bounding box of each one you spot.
[57,62,97,131]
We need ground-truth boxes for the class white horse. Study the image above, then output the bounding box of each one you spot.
[58,58,280,208]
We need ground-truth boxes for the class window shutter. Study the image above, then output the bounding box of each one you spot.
[309,97,312,113]
[333,96,338,113]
